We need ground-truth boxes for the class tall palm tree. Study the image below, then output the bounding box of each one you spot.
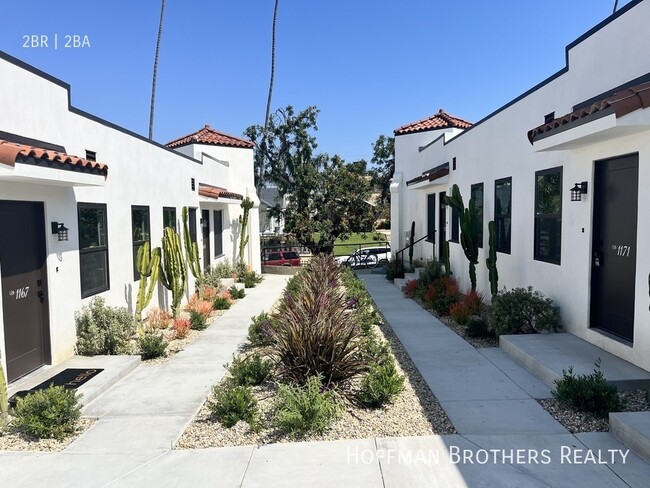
[149,0,167,140]
[258,0,280,194]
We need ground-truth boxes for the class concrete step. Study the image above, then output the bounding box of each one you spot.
[500,333,650,391]
[7,355,141,409]
[610,412,650,463]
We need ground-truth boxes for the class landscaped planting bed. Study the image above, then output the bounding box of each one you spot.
[396,260,650,432]
[177,256,454,448]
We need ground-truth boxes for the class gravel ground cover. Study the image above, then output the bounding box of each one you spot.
[177,316,455,449]
[0,418,95,452]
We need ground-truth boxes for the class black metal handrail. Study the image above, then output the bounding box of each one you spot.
[395,232,436,271]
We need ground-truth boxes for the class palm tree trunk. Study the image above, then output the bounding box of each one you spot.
[149,0,167,140]
[258,0,280,194]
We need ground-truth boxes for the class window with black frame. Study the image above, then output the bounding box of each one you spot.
[213,209,223,257]
[471,183,484,248]
[163,207,176,230]
[494,177,512,253]
[132,206,150,280]
[78,203,109,297]
[534,167,562,264]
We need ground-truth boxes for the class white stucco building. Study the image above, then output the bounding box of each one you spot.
[392,0,650,371]
[0,52,260,383]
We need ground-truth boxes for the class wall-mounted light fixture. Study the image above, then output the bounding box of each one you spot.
[570,182,588,202]
[51,222,69,241]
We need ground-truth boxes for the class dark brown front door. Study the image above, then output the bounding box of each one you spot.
[590,154,639,342]
[201,210,210,272]
[1,201,49,382]
[439,191,447,261]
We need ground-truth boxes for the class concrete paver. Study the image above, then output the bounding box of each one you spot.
[2,272,650,487]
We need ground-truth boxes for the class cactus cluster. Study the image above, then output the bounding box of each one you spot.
[159,226,187,318]
[238,197,254,262]
[486,220,499,297]
[445,184,479,291]
[182,207,202,279]
[135,241,161,322]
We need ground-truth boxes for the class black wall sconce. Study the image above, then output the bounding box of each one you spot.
[51,222,69,241]
[570,182,588,202]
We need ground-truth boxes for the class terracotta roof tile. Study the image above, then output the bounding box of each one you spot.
[406,163,450,186]
[528,81,650,143]
[198,183,243,201]
[166,124,254,149]
[395,109,473,136]
[0,139,108,177]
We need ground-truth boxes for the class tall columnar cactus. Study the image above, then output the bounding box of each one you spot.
[409,221,415,268]
[445,184,479,290]
[486,220,499,298]
[159,226,187,318]
[0,351,8,432]
[135,242,161,322]
[182,207,201,279]
[238,197,254,262]
[444,240,451,276]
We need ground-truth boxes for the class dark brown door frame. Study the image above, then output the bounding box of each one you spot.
[1,200,51,382]
[201,209,211,272]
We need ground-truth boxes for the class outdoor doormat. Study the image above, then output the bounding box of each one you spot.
[8,368,104,408]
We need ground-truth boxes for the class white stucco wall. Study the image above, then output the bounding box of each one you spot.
[0,53,260,373]
[392,0,650,370]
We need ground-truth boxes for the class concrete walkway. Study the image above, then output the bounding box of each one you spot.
[2,273,650,487]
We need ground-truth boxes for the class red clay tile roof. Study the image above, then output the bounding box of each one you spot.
[406,163,450,186]
[395,109,473,136]
[0,139,108,177]
[198,183,244,201]
[528,81,650,143]
[166,124,254,149]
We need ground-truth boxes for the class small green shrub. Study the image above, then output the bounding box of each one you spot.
[139,332,167,360]
[362,335,393,365]
[464,315,495,338]
[357,359,405,408]
[418,260,443,289]
[202,260,234,283]
[385,259,404,281]
[248,312,275,346]
[213,296,231,310]
[227,353,273,386]
[491,286,561,336]
[189,310,207,330]
[272,376,340,436]
[553,360,625,418]
[207,384,259,428]
[14,385,81,439]
[75,297,135,356]
[243,270,263,288]
[284,270,305,297]
[229,285,246,299]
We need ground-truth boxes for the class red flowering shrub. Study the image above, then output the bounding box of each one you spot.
[403,280,419,298]
[173,317,191,339]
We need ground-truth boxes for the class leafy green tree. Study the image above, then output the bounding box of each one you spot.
[245,106,376,253]
[370,135,395,206]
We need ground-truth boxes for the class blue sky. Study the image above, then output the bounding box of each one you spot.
[0,1,632,163]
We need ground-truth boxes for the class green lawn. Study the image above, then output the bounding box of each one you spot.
[324,232,389,256]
